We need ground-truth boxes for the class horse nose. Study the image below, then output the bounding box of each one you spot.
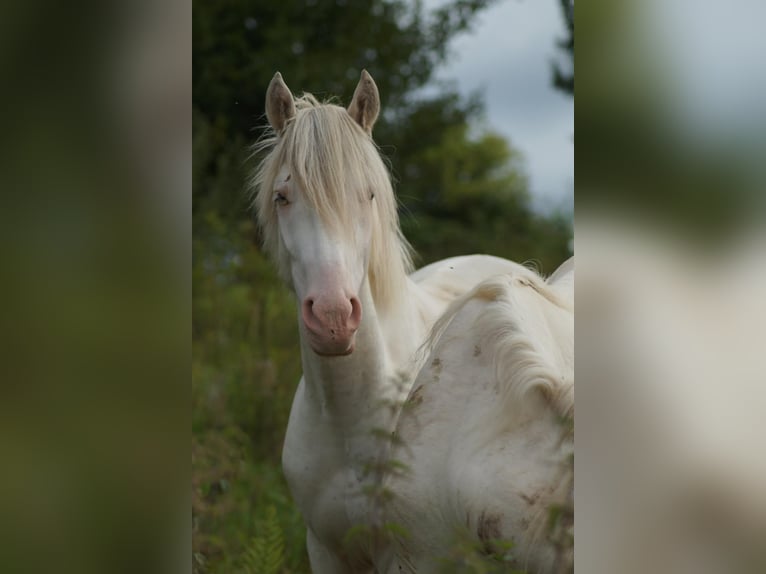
[301,295,362,339]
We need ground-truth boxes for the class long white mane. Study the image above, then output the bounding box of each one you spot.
[251,93,413,312]
[422,272,574,420]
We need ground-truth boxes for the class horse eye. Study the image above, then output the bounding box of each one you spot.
[370,192,375,200]
[274,191,290,206]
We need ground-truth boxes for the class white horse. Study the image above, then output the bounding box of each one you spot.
[253,70,572,573]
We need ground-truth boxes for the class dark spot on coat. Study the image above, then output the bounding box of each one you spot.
[520,491,541,506]
[477,510,503,553]
[407,384,424,407]
[473,345,482,357]
[431,357,442,382]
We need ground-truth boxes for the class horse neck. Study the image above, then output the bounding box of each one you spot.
[298,275,417,465]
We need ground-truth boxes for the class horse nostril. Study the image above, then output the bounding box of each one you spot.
[302,297,320,331]
[348,296,362,330]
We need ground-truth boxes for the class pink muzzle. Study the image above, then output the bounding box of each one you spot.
[301,294,362,356]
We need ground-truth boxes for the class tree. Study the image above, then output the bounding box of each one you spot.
[553,0,574,95]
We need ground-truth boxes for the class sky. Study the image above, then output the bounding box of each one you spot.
[423,0,574,214]
[644,0,766,142]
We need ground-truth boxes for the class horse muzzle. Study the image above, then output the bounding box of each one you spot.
[301,295,362,357]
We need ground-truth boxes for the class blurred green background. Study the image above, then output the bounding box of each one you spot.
[192,1,573,571]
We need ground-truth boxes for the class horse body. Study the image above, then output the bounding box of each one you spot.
[254,70,572,573]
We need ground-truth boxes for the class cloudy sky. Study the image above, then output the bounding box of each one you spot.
[425,0,573,214]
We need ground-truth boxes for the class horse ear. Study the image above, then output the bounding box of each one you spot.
[266,72,296,133]
[347,70,380,133]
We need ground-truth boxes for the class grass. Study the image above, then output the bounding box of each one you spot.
[192,229,309,574]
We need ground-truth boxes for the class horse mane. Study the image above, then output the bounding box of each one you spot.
[422,272,574,420]
[250,93,413,312]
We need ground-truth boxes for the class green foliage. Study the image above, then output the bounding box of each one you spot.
[393,116,571,269]
[193,0,498,144]
[438,534,527,574]
[192,432,308,574]
[192,212,306,572]
[236,507,285,574]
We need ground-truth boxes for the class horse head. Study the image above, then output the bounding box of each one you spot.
[255,71,408,356]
